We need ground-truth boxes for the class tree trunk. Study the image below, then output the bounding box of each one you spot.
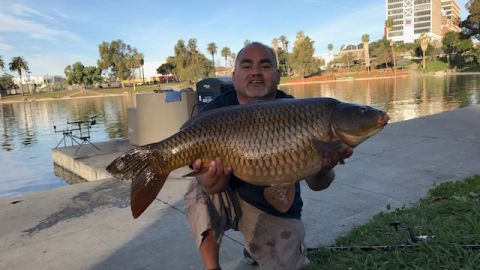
[447,53,450,71]
[19,72,24,96]
[211,54,215,76]
[364,43,370,73]
[224,57,228,75]
[390,42,396,74]
[422,51,426,69]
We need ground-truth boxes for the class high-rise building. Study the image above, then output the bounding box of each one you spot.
[386,0,460,44]
[441,0,461,35]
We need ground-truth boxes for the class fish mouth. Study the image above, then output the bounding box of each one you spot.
[378,113,390,127]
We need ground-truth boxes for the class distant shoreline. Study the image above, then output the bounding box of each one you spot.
[2,71,480,105]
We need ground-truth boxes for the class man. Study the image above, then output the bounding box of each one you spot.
[184,42,352,269]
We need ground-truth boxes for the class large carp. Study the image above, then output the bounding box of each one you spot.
[107,97,389,218]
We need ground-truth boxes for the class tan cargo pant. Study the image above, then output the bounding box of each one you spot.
[184,180,308,270]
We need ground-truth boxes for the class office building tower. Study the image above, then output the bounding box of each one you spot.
[386,0,460,44]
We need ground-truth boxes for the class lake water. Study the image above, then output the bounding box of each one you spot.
[0,75,479,198]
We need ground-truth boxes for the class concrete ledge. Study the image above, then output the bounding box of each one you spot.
[51,139,134,181]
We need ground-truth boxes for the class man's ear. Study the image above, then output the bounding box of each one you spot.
[274,69,280,84]
[232,70,237,85]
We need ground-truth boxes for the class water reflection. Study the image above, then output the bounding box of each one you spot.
[280,75,480,122]
[0,94,134,198]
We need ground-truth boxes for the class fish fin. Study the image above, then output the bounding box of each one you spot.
[312,139,349,153]
[182,166,209,177]
[130,162,169,218]
[106,147,170,218]
[264,184,296,213]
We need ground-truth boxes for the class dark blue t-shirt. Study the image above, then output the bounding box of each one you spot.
[199,89,303,219]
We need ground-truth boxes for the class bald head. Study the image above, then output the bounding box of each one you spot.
[235,42,278,70]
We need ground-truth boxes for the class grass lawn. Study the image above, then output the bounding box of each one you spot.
[306,175,480,270]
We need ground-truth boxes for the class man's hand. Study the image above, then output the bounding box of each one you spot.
[193,157,232,194]
[306,147,354,191]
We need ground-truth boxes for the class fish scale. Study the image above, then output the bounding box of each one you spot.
[107,97,389,218]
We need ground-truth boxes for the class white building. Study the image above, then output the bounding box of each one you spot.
[386,0,461,44]
[13,75,65,93]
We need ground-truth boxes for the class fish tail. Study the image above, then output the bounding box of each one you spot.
[106,147,170,218]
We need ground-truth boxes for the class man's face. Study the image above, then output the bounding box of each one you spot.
[232,44,280,102]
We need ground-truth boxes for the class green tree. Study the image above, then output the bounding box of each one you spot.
[72,62,85,85]
[8,56,29,96]
[272,38,280,68]
[0,56,4,70]
[0,74,15,97]
[461,0,480,39]
[157,56,178,81]
[419,33,430,69]
[125,46,143,89]
[442,31,459,69]
[385,18,397,71]
[164,39,212,82]
[207,42,217,75]
[244,39,251,46]
[362,34,371,72]
[65,62,101,86]
[279,35,289,75]
[83,66,101,86]
[98,39,141,89]
[64,65,73,85]
[371,39,392,68]
[289,31,318,77]
[183,38,211,81]
[221,47,231,72]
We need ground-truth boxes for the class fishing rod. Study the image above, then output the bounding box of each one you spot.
[307,244,480,252]
[307,221,480,252]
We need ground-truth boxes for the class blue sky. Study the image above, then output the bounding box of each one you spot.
[0,0,471,77]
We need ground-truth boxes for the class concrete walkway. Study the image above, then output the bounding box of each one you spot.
[1,105,479,270]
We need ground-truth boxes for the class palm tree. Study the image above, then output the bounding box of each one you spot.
[9,56,29,96]
[420,33,430,70]
[140,58,145,84]
[272,38,280,67]
[385,18,397,72]
[327,43,333,67]
[361,34,371,73]
[327,43,333,52]
[230,52,236,67]
[207,42,217,75]
[221,47,231,75]
[0,56,4,70]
